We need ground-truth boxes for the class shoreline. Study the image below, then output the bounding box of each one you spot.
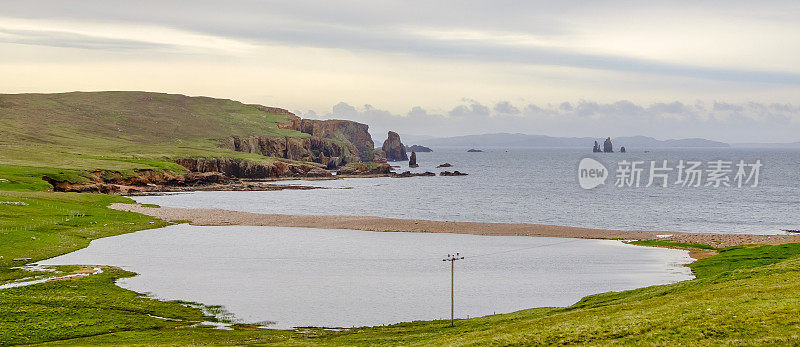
[110,203,800,248]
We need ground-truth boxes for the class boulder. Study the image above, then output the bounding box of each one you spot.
[409,151,418,168]
[382,131,408,161]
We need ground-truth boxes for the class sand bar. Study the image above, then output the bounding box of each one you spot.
[111,203,800,248]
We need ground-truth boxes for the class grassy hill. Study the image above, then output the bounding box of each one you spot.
[0,91,306,171]
[0,91,318,191]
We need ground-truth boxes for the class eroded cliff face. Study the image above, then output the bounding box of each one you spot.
[175,158,329,179]
[226,116,375,167]
[226,136,358,169]
[45,158,332,194]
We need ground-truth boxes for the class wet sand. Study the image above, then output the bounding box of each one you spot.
[111,203,800,248]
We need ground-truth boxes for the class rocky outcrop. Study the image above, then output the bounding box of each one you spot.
[226,136,358,168]
[436,163,452,168]
[392,171,435,178]
[337,163,393,176]
[175,158,329,179]
[227,116,375,167]
[467,149,483,153]
[603,137,613,153]
[440,171,468,176]
[406,145,432,152]
[382,131,408,161]
[620,146,626,153]
[593,141,602,153]
[409,151,418,168]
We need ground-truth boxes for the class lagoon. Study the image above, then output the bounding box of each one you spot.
[41,224,693,329]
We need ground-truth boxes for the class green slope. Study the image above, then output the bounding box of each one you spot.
[0,91,306,171]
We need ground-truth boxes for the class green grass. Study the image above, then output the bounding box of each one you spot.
[630,239,719,250]
[0,191,169,270]
[0,91,308,171]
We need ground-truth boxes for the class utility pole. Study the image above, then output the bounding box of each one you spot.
[443,252,464,326]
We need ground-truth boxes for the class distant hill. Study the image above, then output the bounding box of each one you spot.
[420,133,730,149]
[730,142,800,148]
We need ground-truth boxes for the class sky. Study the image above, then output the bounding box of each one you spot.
[1,1,799,142]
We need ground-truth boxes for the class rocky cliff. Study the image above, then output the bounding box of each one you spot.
[226,116,375,167]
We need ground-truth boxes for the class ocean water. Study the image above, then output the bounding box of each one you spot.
[134,147,800,234]
[40,225,693,329]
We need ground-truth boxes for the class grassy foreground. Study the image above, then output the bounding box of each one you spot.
[2,190,800,345]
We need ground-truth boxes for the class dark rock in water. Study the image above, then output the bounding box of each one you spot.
[392,171,435,178]
[620,146,626,153]
[337,163,393,176]
[382,131,408,161]
[593,141,602,153]
[408,151,418,168]
[440,171,467,176]
[603,137,613,153]
[467,149,483,153]
[406,145,432,152]
[436,163,452,168]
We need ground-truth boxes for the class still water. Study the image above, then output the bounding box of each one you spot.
[41,225,693,329]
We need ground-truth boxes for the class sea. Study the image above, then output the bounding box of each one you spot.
[135,147,800,234]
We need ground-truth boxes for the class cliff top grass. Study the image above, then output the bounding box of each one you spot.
[0,91,308,172]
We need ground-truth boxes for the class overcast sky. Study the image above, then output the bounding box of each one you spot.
[1,1,799,142]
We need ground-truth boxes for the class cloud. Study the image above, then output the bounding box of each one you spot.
[2,2,800,84]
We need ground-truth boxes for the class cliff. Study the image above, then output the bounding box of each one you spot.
[227,116,375,168]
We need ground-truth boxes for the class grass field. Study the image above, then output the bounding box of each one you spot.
[0,91,306,172]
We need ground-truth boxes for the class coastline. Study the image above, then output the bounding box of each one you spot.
[110,203,800,248]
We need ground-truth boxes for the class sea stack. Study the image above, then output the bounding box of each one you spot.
[382,131,408,161]
[409,151,418,168]
[620,146,626,153]
[603,137,613,153]
[593,141,602,152]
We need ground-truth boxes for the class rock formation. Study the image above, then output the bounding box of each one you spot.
[603,137,613,153]
[406,145,433,152]
[620,146,626,153]
[336,163,393,176]
[440,171,468,176]
[175,158,329,179]
[408,151,418,168]
[226,116,375,168]
[382,131,408,161]
[436,163,452,168]
[393,171,435,178]
[467,149,483,153]
[593,141,602,153]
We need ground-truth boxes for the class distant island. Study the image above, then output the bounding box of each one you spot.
[419,133,730,148]
[406,145,433,152]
